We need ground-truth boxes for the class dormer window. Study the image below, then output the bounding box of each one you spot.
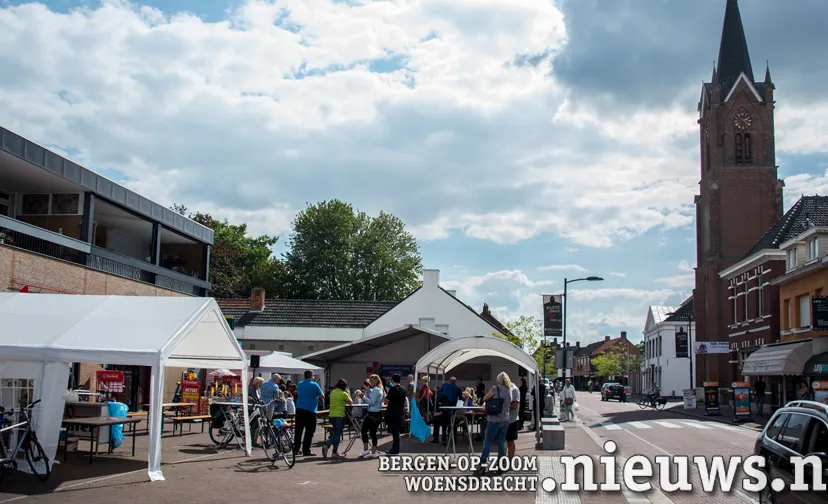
[808,237,819,261]
[787,248,798,270]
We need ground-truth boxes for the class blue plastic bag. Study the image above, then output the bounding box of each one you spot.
[409,398,430,443]
[108,402,128,449]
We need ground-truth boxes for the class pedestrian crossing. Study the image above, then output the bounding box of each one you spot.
[596,419,739,431]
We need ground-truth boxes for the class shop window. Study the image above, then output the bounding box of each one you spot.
[51,194,80,215]
[21,194,49,215]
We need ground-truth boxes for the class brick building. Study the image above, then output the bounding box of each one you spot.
[572,340,604,390]
[1,126,211,408]
[693,0,784,389]
[590,332,641,393]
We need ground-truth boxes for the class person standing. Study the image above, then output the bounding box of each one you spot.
[260,374,285,421]
[407,375,416,398]
[294,370,324,457]
[753,379,766,417]
[475,377,486,403]
[518,378,528,430]
[561,379,576,422]
[322,379,352,459]
[474,372,512,476]
[385,374,407,455]
[359,374,384,459]
[506,378,521,461]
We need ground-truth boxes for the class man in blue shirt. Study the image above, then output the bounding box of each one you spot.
[294,370,324,456]
[260,373,286,420]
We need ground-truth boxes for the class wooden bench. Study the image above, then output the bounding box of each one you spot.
[127,411,149,433]
[172,415,212,437]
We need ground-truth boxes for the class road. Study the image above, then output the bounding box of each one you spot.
[555,391,761,504]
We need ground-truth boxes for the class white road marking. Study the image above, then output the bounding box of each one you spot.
[603,422,622,430]
[653,421,681,429]
[627,421,652,429]
[681,421,712,429]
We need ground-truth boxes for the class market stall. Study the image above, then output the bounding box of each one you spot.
[0,293,251,482]
[256,352,325,387]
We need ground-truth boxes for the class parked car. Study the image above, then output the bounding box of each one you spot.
[753,400,828,503]
[602,383,627,402]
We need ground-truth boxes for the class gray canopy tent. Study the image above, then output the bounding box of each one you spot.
[414,335,542,443]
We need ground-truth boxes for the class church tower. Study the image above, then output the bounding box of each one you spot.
[693,0,784,386]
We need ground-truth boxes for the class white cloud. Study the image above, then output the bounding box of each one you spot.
[538,264,588,272]
[609,272,626,277]
[655,274,695,288]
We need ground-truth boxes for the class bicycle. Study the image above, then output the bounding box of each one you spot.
[251,402,294,468]
[0,399,50,484]
[638,390,666,411]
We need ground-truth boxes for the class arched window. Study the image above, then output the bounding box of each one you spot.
[744,133,752,163]
[735,133,744,164]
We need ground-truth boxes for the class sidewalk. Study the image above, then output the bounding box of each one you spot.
[666,402,769,431]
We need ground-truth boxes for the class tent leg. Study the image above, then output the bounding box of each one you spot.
[535,374,541,445]
[241,367,252,456]
[148,361,166,481]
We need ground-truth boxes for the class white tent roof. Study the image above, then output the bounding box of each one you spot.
[414,335,539,376]
[257,352,323,375]
[0,293,247,369]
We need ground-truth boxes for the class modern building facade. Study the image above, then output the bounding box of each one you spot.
[0,127,213,297]
[693,0,784,389]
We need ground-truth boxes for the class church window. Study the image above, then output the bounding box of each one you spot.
[744,134,752,163]
[735,133,753,164]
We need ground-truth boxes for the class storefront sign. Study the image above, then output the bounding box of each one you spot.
[683,389,696,409]
[812,297,828,330]
[542,295,563,337]
[732,382,751,418]
[811,363,828,375]
[96,370,124,383]
[675,328,689,358]
[813,382,828,405]
[695,342,729,354]
[379,364,413,379]
[703,381,720,414]
[181,379,201,404]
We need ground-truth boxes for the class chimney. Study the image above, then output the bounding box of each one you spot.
[482,303,490,315]
[604,335,610,342]
[446,290,456,297]
[575,341,580,348]
[620,331,627,340]
[423,269,440,290]
[249,287,265,313]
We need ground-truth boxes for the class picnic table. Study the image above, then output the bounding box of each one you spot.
[61,416,142,464]
[441,406,484,460]
[142,403,198,431]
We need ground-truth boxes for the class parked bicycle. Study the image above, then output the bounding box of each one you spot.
[638,390,667,411]
[0,399,50,484]
[251,402,294,469]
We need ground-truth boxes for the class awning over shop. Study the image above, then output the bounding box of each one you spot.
[742,341,814,376]
[803,352,828,376]
[303,325,449,364]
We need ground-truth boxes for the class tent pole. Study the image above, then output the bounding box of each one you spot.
[241,367,252,456]
[535,373,541,444]
[147,360,166,481]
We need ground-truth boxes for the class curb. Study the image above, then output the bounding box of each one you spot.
[666,406,763,431]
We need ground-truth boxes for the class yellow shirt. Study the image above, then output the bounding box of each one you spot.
[329,389,351,417]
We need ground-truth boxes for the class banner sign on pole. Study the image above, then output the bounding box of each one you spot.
[813,382,827,405]
[542,294,563,337]
[675,328,689,358]
[732,382,751,420]
[683,389,696,409]
[694,342,729,354]
[812,297,828,330]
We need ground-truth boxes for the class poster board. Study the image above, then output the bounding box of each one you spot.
[703,381,720,415]
[181,371,201,413]
[732,382,751,419]
[813,381,828,406]
[683,389,696,409]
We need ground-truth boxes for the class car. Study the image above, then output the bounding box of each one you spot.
[601,383,627,402]
[600,382,619,395]
[753,400,828,503]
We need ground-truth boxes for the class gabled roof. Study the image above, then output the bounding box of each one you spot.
[665,296,694,323]
[649,306,679,327]
[741,196,828,259]
[575,340,604,358]
[480,303,510,336]
[216,298,397,328]
[716,0,754,97]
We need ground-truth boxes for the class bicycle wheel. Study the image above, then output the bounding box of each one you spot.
[25,436,50,481]
[258,424,275,461]
[279,429,295,469]
[638,397,648,409]
[655,401,666,411]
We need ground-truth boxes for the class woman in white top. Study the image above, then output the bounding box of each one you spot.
[359,374,384,459]
[285,391,296,415]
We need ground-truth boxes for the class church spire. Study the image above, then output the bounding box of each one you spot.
[716,0,754,94]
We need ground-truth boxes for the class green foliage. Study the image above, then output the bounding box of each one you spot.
[591,345,641,379]
[171,204,282,298]
[285,200,422,301]
[495,315,556,377]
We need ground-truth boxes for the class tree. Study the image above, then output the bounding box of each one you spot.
[171,204,283,298]
[497,315,555,377]
[285,200,422,301]
[591,345,642,380]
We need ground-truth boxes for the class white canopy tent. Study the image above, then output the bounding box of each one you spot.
[256,352,325,386]
[0,293,252,481]
[414,335,542,442]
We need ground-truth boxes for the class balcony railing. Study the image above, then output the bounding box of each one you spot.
[1,215,209,296]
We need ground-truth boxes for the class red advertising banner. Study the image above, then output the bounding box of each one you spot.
[97,370,124,383]
[181,379,201,403]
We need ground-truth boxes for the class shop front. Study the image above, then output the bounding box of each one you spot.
[741,339,814,408]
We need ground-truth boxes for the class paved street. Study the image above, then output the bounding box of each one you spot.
[0,394,770,504]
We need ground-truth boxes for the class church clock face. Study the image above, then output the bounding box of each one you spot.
[734,110,752,130]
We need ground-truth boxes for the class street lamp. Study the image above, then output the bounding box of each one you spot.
[562,276,604,378]
[666,310,695,390]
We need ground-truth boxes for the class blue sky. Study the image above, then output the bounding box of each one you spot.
[1,0,827,344]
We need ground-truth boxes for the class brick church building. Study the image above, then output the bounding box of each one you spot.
[693,0,785,388]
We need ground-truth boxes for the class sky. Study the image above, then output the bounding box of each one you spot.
[1,0,828,345]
